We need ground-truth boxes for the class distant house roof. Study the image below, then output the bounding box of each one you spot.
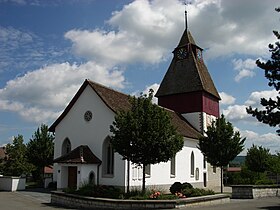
[155,29,220,100]
[44,166,53,174]
[226,167,241,172]
[53,145,101,164]
[49,79,202,139]
[0,147,6,159]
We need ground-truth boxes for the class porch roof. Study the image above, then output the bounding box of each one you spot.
[53,145,101,164]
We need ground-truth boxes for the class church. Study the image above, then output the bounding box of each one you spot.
[49,22,221,191]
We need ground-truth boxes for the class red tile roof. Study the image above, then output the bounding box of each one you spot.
[53,145,101,164]
[49,79,202,139]
[44,166,53,174]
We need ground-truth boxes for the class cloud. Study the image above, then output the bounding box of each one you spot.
[238,129,280,154]
[64,0,279,66]
[65,0,185,65]
[1,0,279,126]
[245,89,278,107]
[232,58,257,82]
[0,61,125,123]
[222,89,278,124]
[132,83,160,104]
[219,92,236,105]
[0,26,73,74]
[222,104,249,122]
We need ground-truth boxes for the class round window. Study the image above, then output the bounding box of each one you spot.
[84,110,93,122]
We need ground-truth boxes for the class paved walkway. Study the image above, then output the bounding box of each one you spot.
[0,189,279,210]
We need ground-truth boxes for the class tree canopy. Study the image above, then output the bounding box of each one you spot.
[198,115,245,192]
[26,124,54,183]
[245,144,270,173]
[110,90,184,191]
[247,7,280,135]
[3,135,34,176]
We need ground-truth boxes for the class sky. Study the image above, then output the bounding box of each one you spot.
[0,0,279,155]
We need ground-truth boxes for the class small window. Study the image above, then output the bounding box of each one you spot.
[203,156,206,169]
[170,156,176,177]
[190,151,195,177]
[89,172,95,185]
[213,166,216,174]
[195,168,199,180]
[145,164,151,177]
[203,173,207,187]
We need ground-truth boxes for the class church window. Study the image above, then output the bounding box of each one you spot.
[88,171,95,185]
[170,156,176,177]
[190,151,195,177]
[213,166,217,174]
[102,137,114,176]
[203,156,206,169]
[62,138,71,155]
[145,164,151,177]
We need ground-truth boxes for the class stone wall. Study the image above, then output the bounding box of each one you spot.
[232,185,280,199]
[51,191,230,209]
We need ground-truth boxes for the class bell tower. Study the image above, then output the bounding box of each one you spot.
[155,16,220,133]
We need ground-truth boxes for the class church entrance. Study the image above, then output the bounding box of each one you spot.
[68,166,77,188]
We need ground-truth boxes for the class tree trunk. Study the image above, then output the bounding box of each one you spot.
[220,166,223,193]
[142,164,146,193]
[127,160,130,193]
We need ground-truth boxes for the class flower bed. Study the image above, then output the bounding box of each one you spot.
[51,191,230,209]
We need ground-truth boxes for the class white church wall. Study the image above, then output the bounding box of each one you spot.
[53,85,126,187]
[125,137,205,192]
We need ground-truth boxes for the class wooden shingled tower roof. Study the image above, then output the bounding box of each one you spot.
[155,29,220,100]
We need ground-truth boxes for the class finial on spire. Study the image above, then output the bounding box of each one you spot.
[184,0,191,30]
[185,9,188,29]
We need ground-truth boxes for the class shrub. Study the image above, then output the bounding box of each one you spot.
[255,179,274,185]
[170,182,193,194]
[47,181,57,189]
[66,182,122,199]
[182,188,214,197]
[182,182,193,190]
[170,182,182,194]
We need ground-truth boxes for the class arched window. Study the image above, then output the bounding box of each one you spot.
[190,151,195,177]
[89,171,95,185]
[102,137,114,176]
[62,138,71,155]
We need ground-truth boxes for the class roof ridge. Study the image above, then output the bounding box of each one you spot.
[86,79,129,97]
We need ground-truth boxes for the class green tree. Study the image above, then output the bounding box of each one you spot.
[245,145,270,174]
[3,135,34,176]
[247,7,280,135]
[110,90,184,192]
[268,153,280,183]
[26,124,54,185]
[198,115,246,193]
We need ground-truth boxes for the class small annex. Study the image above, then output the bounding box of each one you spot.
[49,24,221,191]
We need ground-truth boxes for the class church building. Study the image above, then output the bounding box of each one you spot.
[49,21,221,191]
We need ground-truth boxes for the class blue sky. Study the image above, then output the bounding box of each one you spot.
[0,0,279,154]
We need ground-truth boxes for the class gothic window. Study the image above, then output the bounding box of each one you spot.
[102,137,114,176]
[61,138,71,155]
[170,156,176,177]
[190,151,195,177]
